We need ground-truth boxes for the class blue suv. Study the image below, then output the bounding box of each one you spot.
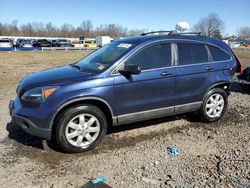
[9,31,240,153]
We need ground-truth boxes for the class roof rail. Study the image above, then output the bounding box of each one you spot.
[176,32,202,36]
[141,31,202,36]
[141,30,177,36]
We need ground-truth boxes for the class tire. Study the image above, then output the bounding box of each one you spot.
[199,88,228,123]
[55,105,107,153]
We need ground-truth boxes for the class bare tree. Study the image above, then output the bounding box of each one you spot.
[20,23,34,36]
[211,30,222,39]
[11,20,19,35]
[104,24,123,37]
[237,26,250,40]
[192,13,225,38]
[128,29,148,36]
[60,23,75,37]
[0,22,7,35]
[45,22,57,37]
[32,22,46,37]
[76,20,94,38]
[5,20,19,36]
[93,23,128,37]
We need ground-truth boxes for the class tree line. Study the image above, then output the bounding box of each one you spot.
[0,13,249,39]
[0,20,146,38]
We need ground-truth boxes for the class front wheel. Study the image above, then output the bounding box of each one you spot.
[55,105,107,153]
[199,88,228,122]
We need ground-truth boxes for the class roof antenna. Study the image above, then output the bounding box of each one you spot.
[175,21,190,33]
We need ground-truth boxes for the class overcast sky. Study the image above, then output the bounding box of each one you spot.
[1,0,250,35]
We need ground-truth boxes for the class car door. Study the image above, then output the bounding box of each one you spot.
[174,42,225,113]
[113,42,177,124]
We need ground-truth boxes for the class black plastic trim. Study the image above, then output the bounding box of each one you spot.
[9,100,51,140]
[11,114,51,140]
[115,102,202,125]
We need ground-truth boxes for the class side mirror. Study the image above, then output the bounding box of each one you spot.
[119,64,141,76]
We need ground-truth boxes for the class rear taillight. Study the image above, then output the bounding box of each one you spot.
[240,66,244,74]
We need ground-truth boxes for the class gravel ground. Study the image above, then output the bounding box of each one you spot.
[0,85,249,188]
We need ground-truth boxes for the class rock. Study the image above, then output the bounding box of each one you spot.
[141,165,147,171]
[154,161,160,166]
[233,149,240,156]
[165,180,176,187]
[141,177,158,184]
[142,172,148,177]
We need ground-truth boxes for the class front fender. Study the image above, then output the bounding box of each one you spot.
[48,95,115,128]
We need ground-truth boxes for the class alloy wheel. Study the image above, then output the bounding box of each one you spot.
[65,113,100,148]
[205,93,225,118]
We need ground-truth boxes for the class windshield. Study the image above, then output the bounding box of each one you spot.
[75,41,135,73]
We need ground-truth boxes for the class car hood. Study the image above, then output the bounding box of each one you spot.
[18,65,95,96]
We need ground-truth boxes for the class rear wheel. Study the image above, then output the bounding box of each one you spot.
[199,88,228,122]
[55,105,107,153]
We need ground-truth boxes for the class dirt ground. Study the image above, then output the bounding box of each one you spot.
[0,50,249,188]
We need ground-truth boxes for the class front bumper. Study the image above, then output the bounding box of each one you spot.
[9,100,51,140]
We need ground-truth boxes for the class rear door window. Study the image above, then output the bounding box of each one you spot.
[207,45,231,61]
[177,43,209,65]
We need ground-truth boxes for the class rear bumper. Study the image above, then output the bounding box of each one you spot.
[9,100,51,140]
[234,79,250,85]
[236,67,250,85]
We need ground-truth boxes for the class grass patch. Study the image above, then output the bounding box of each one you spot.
[0,51,91,100]
[234,50,250,68]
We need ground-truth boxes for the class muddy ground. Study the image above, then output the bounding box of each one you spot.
[0,51,249,188]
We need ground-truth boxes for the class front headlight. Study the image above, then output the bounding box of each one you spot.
[21,86,58,102]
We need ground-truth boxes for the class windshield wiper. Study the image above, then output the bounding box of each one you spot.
[70,64,93,73]
[70,64,81,70]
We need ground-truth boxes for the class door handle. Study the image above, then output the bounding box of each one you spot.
[161,71,172,76]
[205,66,214,71]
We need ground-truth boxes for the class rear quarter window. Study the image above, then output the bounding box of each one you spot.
[207,45,231,61]
[178,43,209,65]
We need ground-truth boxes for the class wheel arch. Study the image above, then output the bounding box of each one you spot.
[50,97,115,131]
[203,81,230,101]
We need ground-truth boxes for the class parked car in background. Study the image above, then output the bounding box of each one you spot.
[229,41,241,48]
[51,40,58,47]
[15,39,26,48]
[77,37,97,47]
[52,39,73,47]
[33,39,52,47]
[0,39,13,48]
[83,40,97,48]
[19,40,33,48]
[9,32,241,153]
